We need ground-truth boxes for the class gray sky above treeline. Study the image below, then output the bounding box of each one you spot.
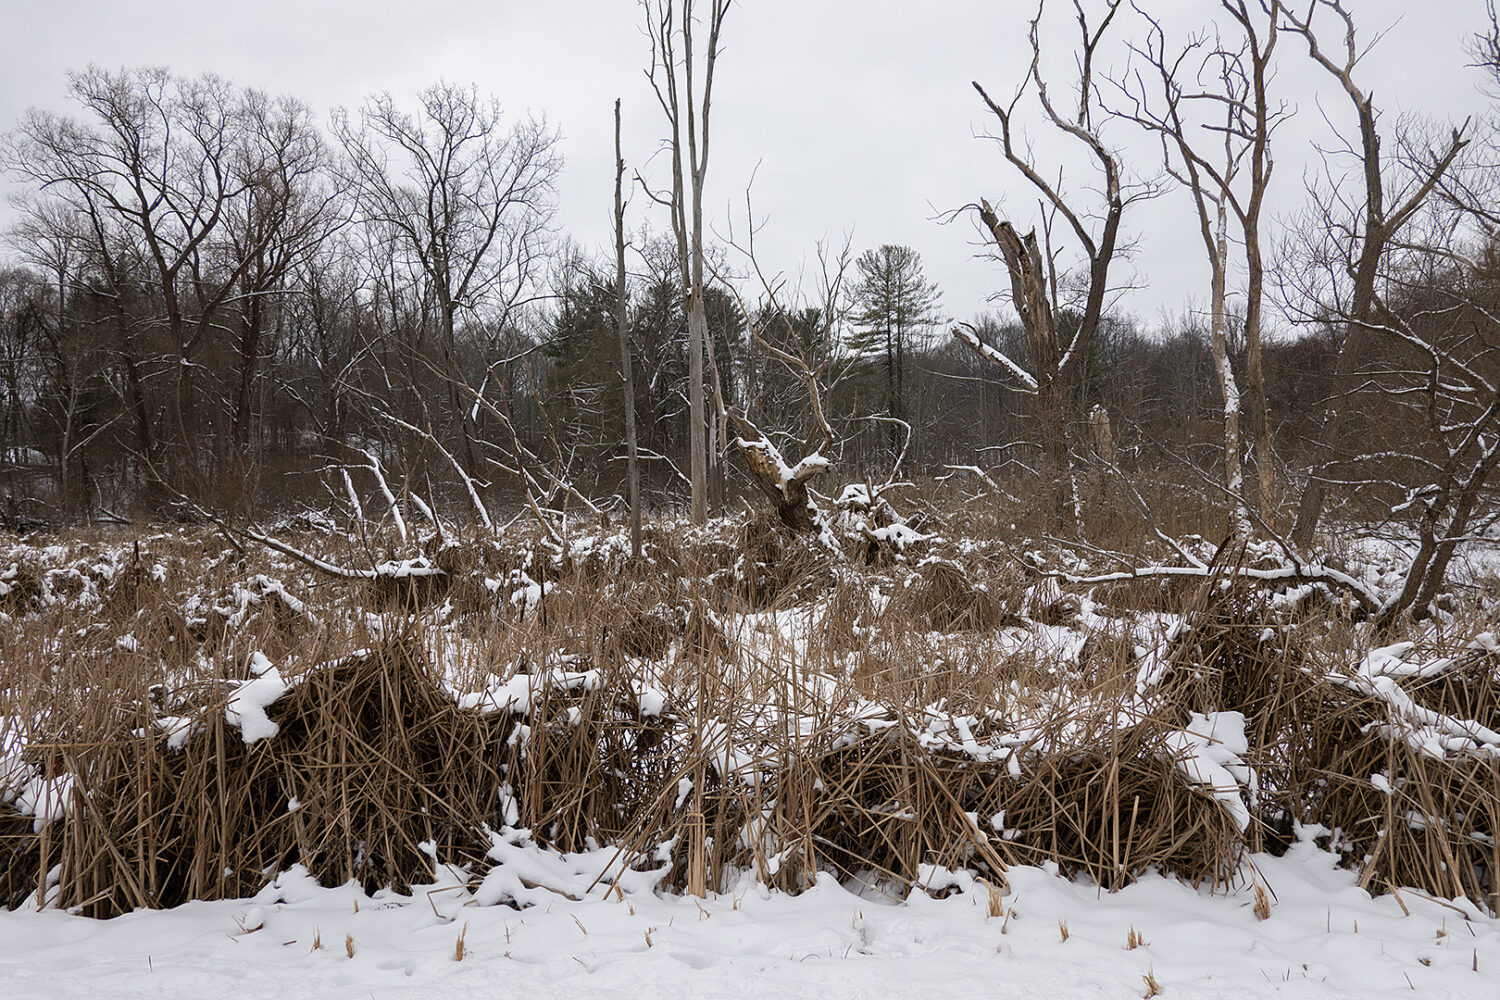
[2,1,1494,334]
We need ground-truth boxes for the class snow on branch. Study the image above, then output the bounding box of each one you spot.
[1025,542,1387,620]
[952,324,1039,392]
[729,410,839,552]
[1328,641,1500,760]
[235,522,443,583]
[378,412,493,531]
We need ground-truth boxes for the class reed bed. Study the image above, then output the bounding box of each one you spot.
[1,518,1497,918]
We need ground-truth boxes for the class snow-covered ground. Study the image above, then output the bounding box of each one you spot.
[5,528,1500,998]
[3,839,1496,1000]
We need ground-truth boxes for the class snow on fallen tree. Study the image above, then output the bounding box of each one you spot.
[1017,528,1422,628]
[727,409,837,550]
[1327,638,1500,761]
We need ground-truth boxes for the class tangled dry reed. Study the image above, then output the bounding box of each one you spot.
[1,521,1497,918]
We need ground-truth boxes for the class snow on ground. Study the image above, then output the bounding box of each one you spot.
[2,840,1496,999]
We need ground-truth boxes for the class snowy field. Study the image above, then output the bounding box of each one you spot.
[5,526,1500,999]
[3,840,1497,999]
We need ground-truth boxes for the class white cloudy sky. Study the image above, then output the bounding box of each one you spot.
[1,1,1495,329]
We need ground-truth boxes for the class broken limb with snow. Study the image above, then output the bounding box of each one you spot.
[728,409,839,551]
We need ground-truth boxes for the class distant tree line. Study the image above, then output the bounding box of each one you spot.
[0,0,1497,561]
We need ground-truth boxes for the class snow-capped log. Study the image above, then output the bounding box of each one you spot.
[235,522,446,594]
[1030,534,1391,624]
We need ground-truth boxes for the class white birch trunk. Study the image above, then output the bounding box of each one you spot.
[1211,197,1251,537]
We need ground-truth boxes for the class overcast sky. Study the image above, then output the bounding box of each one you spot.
[2,1,1495,332]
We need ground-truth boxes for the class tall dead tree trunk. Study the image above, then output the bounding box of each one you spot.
[1218,0,1282,524]
[972,204,1071,528]
[645,0,731,527]
[1120,1,1286,529]
[1121,9,1259,533]
[1285,0,1470,550]
[614,99,643,559]
[1210,196,1248,534]
[957,0,1144,535]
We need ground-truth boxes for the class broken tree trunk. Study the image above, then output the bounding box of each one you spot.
[726,410,834,542]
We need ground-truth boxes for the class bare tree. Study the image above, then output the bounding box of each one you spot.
[1061,3,1496,627]
[1118,7,1279,534]
[1212,0,1283,524]
[223,91,339,469]
[1316,150,1500,625]
[280,228,370,446]
[334,82,560,498]
[1282,0,1470,549]
[1473,0,1500,92]
[0,271,47,481]
[5,68,335,502]
[642,0,731,526]
[957,0,1153,533]
[4,205,97,516]
[615,99,643,558]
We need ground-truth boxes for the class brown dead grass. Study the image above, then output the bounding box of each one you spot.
[0,518,1497,918]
